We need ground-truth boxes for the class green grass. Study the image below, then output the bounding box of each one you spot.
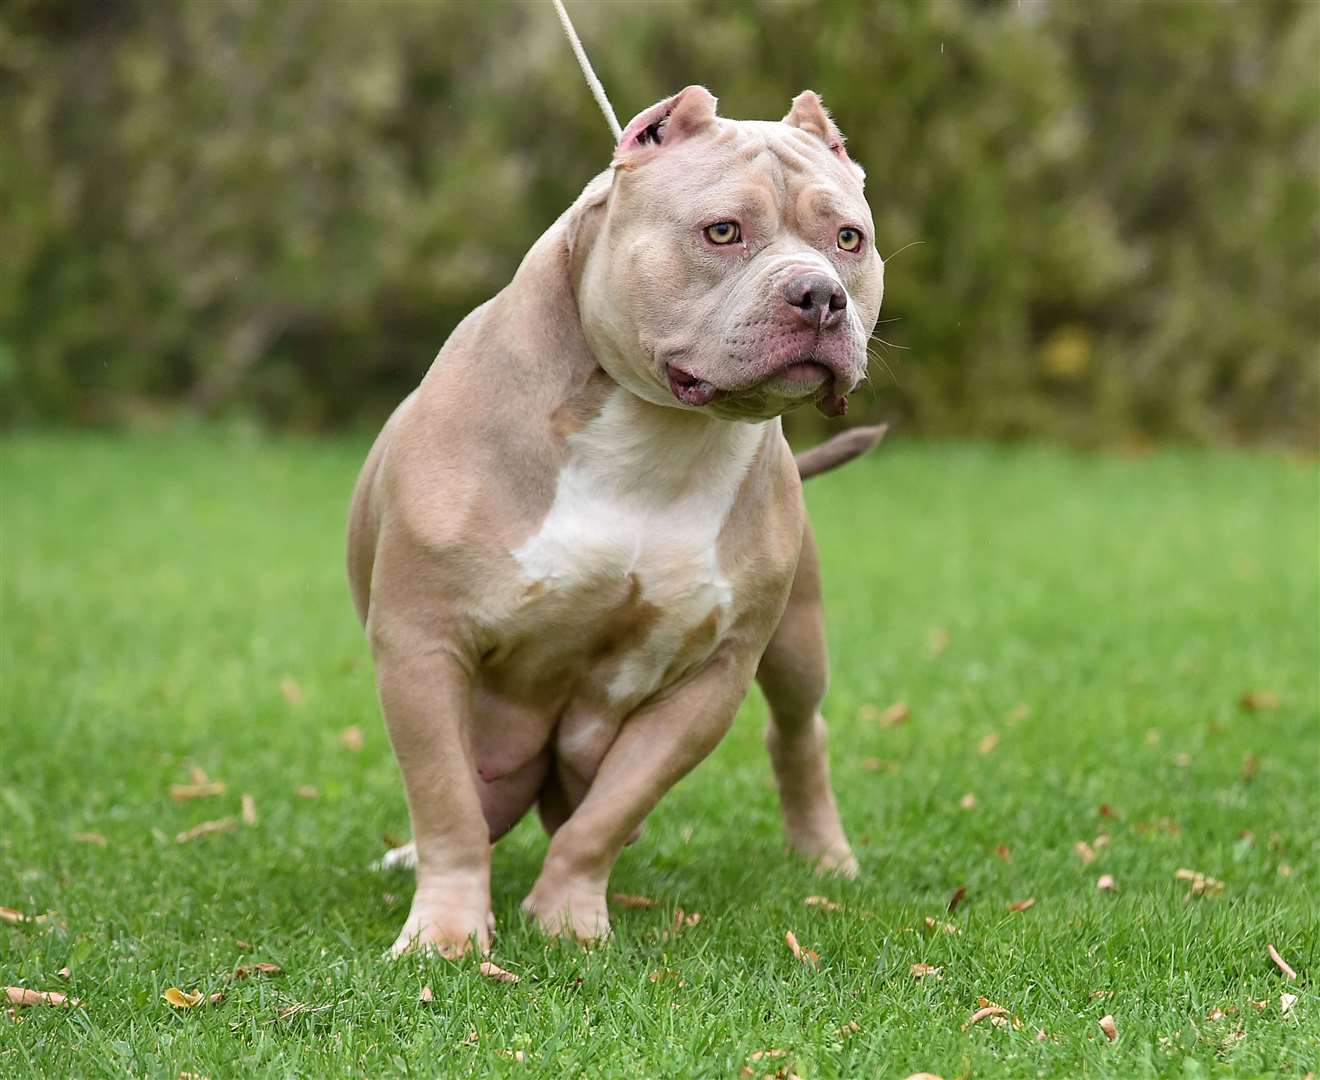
[2,431,1317,1078]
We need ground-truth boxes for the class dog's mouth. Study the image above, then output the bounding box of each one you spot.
[665,360,849,417]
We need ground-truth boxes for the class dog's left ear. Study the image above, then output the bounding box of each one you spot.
[783,91,855,169]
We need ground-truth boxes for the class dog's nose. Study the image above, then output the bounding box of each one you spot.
[782,271,847,328]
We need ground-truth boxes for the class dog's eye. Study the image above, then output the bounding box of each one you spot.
[704,221,740,245]
[837,227,863,252]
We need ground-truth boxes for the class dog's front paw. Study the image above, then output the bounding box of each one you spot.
[389,903,493,959]
[521,879,611,944]
[810,845,860,880]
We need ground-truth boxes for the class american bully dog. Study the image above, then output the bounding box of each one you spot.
[348,86,887,956]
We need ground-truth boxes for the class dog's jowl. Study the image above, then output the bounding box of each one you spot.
[347,86,886,957]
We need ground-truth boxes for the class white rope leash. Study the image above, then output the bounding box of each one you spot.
[551,0,623,142]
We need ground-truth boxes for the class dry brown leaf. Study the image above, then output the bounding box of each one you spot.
[241,793,258,826]
[1098,1014,1118,1041]
[804,895,841,913]
[6,987,76,1007]
[1098,803,1117,818]
[947,885,967,914]
[419,985,434,1003]
[962,1004,1008,1030]
[235,939,252,951]
[279,677,304,706]
[1279,863,1294,877]
[234,962,282,979]
[978,732,1000,755]
[902,1074,945,1080]
[1268,943,1298,981]
[923,916,960,936]
[1089,990,1113,1000]
[0,907,27,925]
[175,818,237,843]
[1249,999,1268,1011]
[208,992,225,1005]
[339,726,364,753]
[1035,1029,1048,1042]
[1007,897,1036,912]
[1093,832,1111,849]
[959,793,977,810]
[72,831,108,847]
[189,766,210,785]
[784,930,817,968]
[611,893,659,909]
[56,967,70,979]
[162,987,204,1009]
[478,961,519,984]
[1007,702,1031,723]
[648,968,684,986]
[910,963,942,979]
[1239,689,1280,712]
[1175,868,1224,898]
[1074,841,1096,867]
[170,782,227,801]
[879,701,910,728]
[1240,754,1259,781]
[294,786,319,800]
[994,844,1011,862]
[1096,874,1117,892]
[1281,993,1298,1016]
[748,1049,787,1061]
[836,1020,860,1037]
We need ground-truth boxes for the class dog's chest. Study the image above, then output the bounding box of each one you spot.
[500,392,765,710]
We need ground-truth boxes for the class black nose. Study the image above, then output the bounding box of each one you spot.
[782,271,847,327]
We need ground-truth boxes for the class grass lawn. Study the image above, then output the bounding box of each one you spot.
[2,431,1317,1078]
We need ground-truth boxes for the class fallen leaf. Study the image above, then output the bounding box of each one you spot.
[208,992,225,1005]
[1172,753,1191,768]
[1250,999,1268,1010]
[611,893,658,909]
[479,961,519,984]
[1035,1029,1048,1042]
[241,793,258,826]
[1279,863,1294,877]
[1240,754,1259,781]
[5,987,76,1007]
[902,1074,945,1080]
[169,782,226,801]
[279,677,304,706]
[1007,702,1031,722]
[879,701,910,728]
[419,986,433,1003]
[804,895,841,913]
[928,627,951,657]
[1280,993,1297,1016]
[1007,897,1036,912]
[234,962,282,979]
[1098,803,1117,818]
[235,939,252,951]
[1268,943,1298,981]
[648,968,684,986]
[1090,990,1114,999]
[1174,867,1224,898]
[947,885,967,914]
[0,907,27,925]
[72,832,108,847]
[978,732,1000,755]
[959,793,977,810]
[784,930,817,968]
[294,786,319,800]
[748,1049,787,1061]
[910,963,942,979]
[175,818,237,843]
[1098,1014,1118,1041]
[923,916,960,936]
[339,726,364,752]
[836,1020,860,1037]
[1093,831,1111,849]
[189,766,210,785]
[1096,874,1116,891]
[994,844,1011,862]
[55,967,70,979]
[1239,689,1279,712]
[1074,841,1096,866]
[162,987,204,1009]
[962,1004,1008,1030]
[496,1050,526,1062]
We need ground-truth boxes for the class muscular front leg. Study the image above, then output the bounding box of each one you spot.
[521,652,755,941]
[374,645,493,957]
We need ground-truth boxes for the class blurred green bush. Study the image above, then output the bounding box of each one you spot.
[1,0,1316,445]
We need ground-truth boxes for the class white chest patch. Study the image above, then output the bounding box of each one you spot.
[512,390,766,704]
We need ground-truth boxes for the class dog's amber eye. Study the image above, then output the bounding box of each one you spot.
[837,227,863,252]
[705,221,740,245]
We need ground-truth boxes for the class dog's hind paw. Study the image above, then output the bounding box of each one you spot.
[373,840,417,873]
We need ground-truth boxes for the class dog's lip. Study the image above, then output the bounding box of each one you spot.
[666,364,719,407]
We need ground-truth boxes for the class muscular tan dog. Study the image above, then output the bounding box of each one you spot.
[348,86,887,957]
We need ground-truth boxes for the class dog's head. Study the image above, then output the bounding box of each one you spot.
[574,86,883,422]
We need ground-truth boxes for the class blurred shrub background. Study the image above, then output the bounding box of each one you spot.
[2,0,1316,446]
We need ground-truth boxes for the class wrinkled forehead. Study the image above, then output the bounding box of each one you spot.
[620,118,872,228]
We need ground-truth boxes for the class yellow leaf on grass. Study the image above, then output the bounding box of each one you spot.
[162,987,204,1009]
[175,818,237,843]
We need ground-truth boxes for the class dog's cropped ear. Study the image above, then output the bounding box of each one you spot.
[614,86,718,163]
[783,90,856,170]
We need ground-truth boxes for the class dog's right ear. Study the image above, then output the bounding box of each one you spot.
[614,86,718,164]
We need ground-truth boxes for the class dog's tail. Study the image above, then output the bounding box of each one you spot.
[795,424,888,481]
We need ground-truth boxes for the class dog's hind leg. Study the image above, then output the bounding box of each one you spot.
[756,523,858,878]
